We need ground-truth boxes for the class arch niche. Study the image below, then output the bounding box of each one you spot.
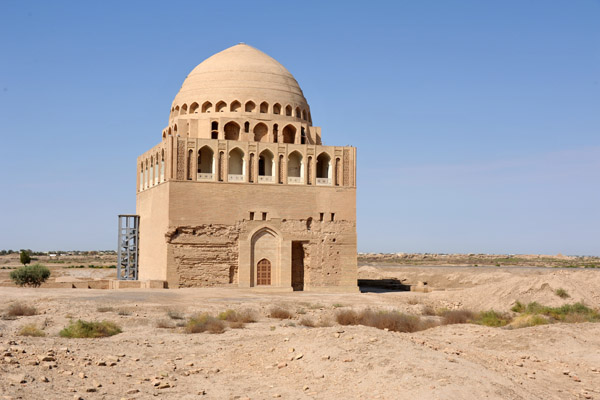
[224,121,240,140]
[251,228,280,287]
[253,122,268,142]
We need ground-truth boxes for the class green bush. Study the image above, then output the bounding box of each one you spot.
[184,313,226,334]
[473,310,511,327]
[59,320,122,338]
[511,301,600,323]
[10,264,50,287]
[19,250,31,265]
[555,288,570,299]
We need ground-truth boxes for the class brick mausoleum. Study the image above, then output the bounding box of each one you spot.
[136,44,357,291]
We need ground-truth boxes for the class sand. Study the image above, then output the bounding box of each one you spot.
[1,265,599,399]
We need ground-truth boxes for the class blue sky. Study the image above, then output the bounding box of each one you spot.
[1,1,598,255]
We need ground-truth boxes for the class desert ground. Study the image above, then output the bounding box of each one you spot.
[1,257,599,399]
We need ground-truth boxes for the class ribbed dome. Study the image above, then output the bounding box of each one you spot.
[172,44,308,109]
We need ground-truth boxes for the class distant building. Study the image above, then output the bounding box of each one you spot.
[137,44,357,291]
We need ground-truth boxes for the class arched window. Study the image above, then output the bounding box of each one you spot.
[295,107,301,118]
[302,109,307,120]
[273,103,281,114]
[139,163,144,191]
[168,127,172,136]
[181,104,188,115]
[285,105,292,116]
[160,150,165,182]
[282,125,296,144]
[230,100,241,112]
[211,121,219,139]
[187,149,193,180]
[197,146,214,179]
[202,101,213,113]
[228,148,245,179]
[273,124,278,143]
[245,101,256,112]
[216,101,227,112]
[244,121,250,133]
[260,101,269,113]
[335,158,341,186]
[287,151,303,182]
[174,124,178,134]
[316,153,331,185]
[189,102,199,114]
[174,106,180,116]
[253,123,268,142]
[301,127,306,144]
[224,122,240,140]
[155,155,159,184]
[162,132,166,139]
[259,150,274,179]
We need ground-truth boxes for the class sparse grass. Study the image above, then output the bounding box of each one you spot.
[59,320,122,338]
[473,310,511,327]
[307,303,324,310]
[6,302,37,317]
[167,310,185,320]
[296,308,307,315]
[96,306,114,313]
[156,319,175,329]
[335,309,438,333]
[555,288,570,299]
[509,314,550,329]
[406,298,419,305]
[184,313,226,334]
[332,303,345,308]
[18,324,45,337]
[441,310,475,325]
[269,306,294,320]
[117,310,131,316]
[299,317,315,327]
[512,301,600,323]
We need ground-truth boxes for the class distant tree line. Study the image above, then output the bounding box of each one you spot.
[0,249,116,255]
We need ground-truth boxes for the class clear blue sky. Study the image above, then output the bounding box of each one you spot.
[1,1,598,255]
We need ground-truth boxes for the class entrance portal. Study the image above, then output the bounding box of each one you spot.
[257,258,271,285]
[291,241,306,291]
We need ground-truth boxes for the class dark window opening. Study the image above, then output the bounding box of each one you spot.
[244,121,250,133]
[301,127,306,144]
[262,212,267,221]
[211,131,218,139]
[249,212,254,221]
[211,121,218,130]
[319,213,324,222]
[331,213,335,221]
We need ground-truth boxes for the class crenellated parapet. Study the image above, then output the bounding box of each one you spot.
[137,137,356,192]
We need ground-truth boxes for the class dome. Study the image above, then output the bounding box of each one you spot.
[172,44,309,111]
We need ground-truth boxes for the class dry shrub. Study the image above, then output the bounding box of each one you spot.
[407,298,419,306]
[218,309,257,323]
[156,319,175,329]
[442,310,475,325]
[6,302,37,317]
[184,313,226,334]
[228,321,245,329]
[167,309,185,320]
[18,324,45,337]
[335,309,359,325]
[299,317,315,327]
[96,307,114,313]
[510,314,550,329]
[336,309,437,333]
[117,310,131,316]
[317,318,334,328]
[421,305,436,316]
[269,306,293,320]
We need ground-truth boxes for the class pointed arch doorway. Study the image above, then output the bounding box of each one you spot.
[257,258,271,285]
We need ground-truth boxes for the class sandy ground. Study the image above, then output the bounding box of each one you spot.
[1,265,599,400]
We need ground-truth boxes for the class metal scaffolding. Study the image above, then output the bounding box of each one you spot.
[117,215,139,280]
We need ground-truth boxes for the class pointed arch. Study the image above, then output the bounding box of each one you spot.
[302,109,307,120]
[260,101,269,113]
[245,100,256,112]
[258,149,274,178]
[273,103,281,115]
[216,101,227,112]
[253,122,268,142]
[189,102,199,114]
[228,147,245,177]
[287,151,303,179]
[224,121,240,140]
[295,107,301,118]
[285,105,292,116]
[230,100,241,112]
[282,124,296,144]
[197,146,214,174]
[180,104,188,115]
[202,101,213,113]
